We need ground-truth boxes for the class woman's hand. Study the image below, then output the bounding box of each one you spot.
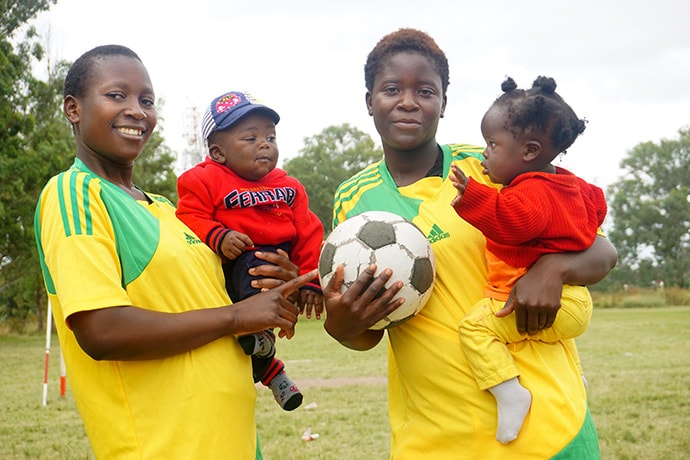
[323,264,404,350]
[233,269,319,339]
[497,262,563,335]
[250,248,300,302]
[499,235,617,335]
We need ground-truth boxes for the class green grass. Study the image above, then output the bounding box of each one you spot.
[577,307,690,459]
[254,320,389,459]
[1,308,690,459]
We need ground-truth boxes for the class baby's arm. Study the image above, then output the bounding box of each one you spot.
[219,231,253,260]
[449,164,469,207]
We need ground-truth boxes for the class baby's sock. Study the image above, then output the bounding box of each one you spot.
[268,371,303,411]
[488,377,532,444]
[238,330,276,357]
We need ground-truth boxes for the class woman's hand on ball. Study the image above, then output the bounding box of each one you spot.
[323,264,404,349]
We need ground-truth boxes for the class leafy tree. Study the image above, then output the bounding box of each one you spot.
[7,60,74,333]
[0,0,58,331]
[1,0,55,37]
[0,62,73,332]
[607,128,690,288]
[283,124,383,233]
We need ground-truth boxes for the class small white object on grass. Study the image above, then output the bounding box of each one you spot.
[301,427,320,441]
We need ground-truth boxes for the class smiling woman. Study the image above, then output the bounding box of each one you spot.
[33,45,317,459]
[62,49,157,200]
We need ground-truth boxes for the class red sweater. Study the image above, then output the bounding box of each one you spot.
[453,167,607,297]
[176,158,323,290]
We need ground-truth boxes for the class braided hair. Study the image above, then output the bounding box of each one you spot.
[493,76,586,156]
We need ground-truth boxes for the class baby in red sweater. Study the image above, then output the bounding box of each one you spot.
[177,91,324,411]
[450,76,607,444]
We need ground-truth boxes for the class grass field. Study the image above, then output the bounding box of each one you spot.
[1,307,689,459]
[577,307,690,459]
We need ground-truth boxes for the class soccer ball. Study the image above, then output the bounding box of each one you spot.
[318,211,436,330]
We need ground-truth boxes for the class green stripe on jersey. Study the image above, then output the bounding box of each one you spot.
[38,159,162,288]
[332,144,485,228]
[70,159,160,287]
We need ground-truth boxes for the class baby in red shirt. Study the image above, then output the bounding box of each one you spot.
[177,91,324,411]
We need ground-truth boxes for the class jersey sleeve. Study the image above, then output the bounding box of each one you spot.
[35,172,132,325]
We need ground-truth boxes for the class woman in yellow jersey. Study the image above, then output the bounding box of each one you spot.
[34,45,316,460]
[322,29,617,459]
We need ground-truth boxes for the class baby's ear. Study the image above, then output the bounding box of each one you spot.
[523,140,542,162]
[208,145,225,163]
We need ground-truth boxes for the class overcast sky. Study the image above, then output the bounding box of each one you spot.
[31,0,690,193]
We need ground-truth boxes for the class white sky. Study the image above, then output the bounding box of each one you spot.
[31,0,690,190]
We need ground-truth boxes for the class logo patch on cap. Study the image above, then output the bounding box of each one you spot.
[201,90,278,142]
[215,93,243,115]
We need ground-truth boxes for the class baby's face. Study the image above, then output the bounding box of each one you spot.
[210,112,279,181]
[479,106,529,186]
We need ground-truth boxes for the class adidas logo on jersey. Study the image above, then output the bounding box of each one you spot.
[427,224,449,244]
[184,232,202,245]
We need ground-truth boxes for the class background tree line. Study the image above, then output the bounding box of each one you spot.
[604,128,690,290]
[1,1,688,333]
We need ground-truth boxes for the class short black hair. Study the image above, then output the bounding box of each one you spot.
[364,28,449,94]
[63,45,142,98]
[493,76,586,156]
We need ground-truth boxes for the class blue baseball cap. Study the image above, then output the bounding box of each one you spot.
[201,91,280,142]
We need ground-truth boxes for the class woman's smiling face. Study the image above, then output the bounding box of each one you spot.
[68,55,157,167]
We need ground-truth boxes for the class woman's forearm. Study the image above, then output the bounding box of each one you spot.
[535,235,617,287]
[559,235,618,285]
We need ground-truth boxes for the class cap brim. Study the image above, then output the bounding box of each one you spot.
[219,105,280,132]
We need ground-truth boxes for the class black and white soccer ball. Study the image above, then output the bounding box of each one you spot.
[318,211,436,330]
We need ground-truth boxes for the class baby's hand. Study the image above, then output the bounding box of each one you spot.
[220,231,253,260]
[450,164,469,207]
[298,289,324,320]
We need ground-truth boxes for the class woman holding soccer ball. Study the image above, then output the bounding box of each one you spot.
[321,28,617,459]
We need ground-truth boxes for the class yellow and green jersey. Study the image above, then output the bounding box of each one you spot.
[35,159,256,459]
[333,144,599,459]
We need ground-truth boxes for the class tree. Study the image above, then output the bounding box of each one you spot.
[0,61,74,332]
[607,127,690,288]
[1,1,55,38]
[0,1,60,332]
[283,124,383,232]
[8,60,74,333]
